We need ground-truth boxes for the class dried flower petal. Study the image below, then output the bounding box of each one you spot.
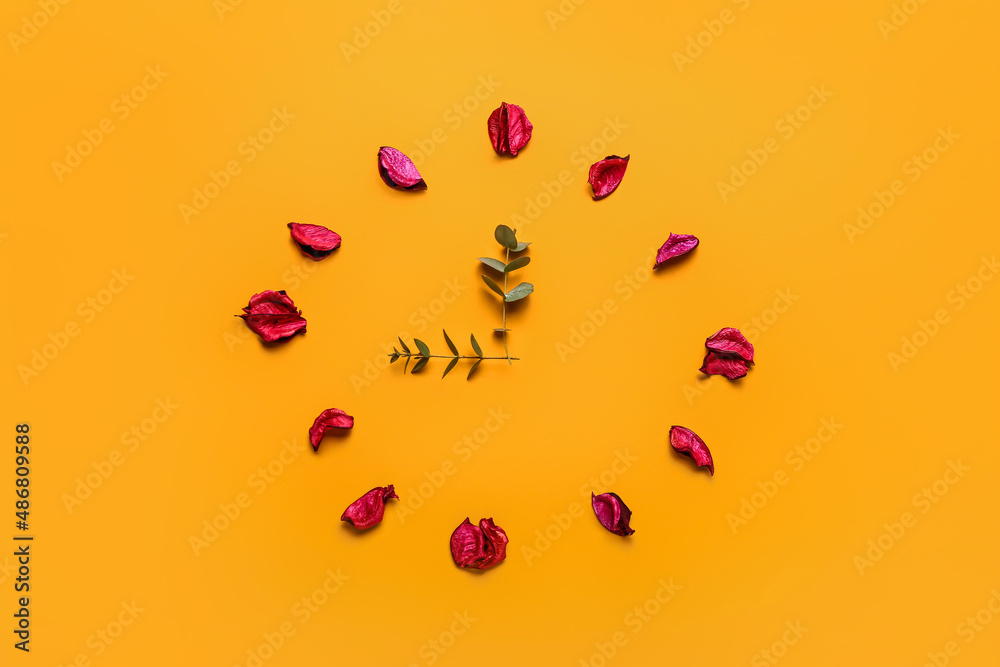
[699,351,749,380]
[654,233,699,268]
[487,102,533,156]
[705,327,754,363]
[669,425,714,475]
[287,222,341,260]
[238,290,307,343]
[588,154,629,200]
[309,408,355,451]
[591,492,635,536]
[341,485,398,529]
[377,146,427,190]
[450,517,508,570]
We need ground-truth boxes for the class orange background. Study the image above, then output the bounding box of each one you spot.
[2,1,999,664]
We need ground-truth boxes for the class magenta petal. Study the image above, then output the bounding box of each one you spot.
[287,222,341,260]
[699,351,749,380]
[654,233,699,268]
[309,408,355,451]
[591,492,635,536]
[341,485,398,529]
[450,517,509,570]
[669,425,714,475]
[588,155,629,200]
[377,146,427,190]
[487,102,533,156]
[705,327,754,363]
[238,290,307,342]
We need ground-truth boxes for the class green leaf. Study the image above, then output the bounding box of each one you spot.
[514,241,531,252]
[398,337,410,354]
[504,256,530,273]
[470,333,483,357]
[467,358,483,380]
[477,257,506,273]
[493,327,509,333]
[411,356,429,373]
[442,356,459,378]
[494,224,517,250]
[504,282,534,302]
[481,274,505,298]
[443,329,458,355]
[390,352,399,363]
[414,338,430,357]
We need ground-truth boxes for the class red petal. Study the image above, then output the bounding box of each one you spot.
[287,222,341,260]
[591,492,635,536]
[705,327,754,362]
[654,233,699,268]
[699,351,749,380]
[588,155,629,200]
[237,290,307,342]
[487,102,533,156]
[377,146,427,190]
[450,517,509,570]
[341,485,398,530]
[669,425,714,475]
[309,408,355,451]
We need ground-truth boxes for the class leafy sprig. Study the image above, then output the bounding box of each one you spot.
[391,331,519,379]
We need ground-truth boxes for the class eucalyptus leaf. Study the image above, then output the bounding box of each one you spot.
[504,256,530,273]
[477,257,506,273]
[414,338,430,357]
[470,333,483,357]
[442,356,459,378]
[481,275,505,298]
[443,329,458,355]
[504,282,534,302]
[514,241,531,252]
[398,337,410,354]
[411,356,429,373]
[467,358,483,380]
[494,224,518,250]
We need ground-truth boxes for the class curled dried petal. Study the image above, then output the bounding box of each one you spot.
[591,492,635,536]
[487,102,533,156]
[669,425,714,475]
[705,327,754,363]
[377,146,427,190]
[699,351,749,380]
[341,485,398,530]
[309,408,355,451]
[288,222,341,260]
[654,233,699,268]
[588,154,629,200]
[238,290,307,343]
[450,517,509,570]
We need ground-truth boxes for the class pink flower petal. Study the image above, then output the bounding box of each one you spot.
[591,492,635,536]
[699,351,749,380]
[237,290,307,343]
[588,154,629,200]
[450,517,508,570]
[669,425,714,475]
[705,327,754,363]
[309,408,355,451]
[487,102,533,156]
[341,485,398,530]
[654,233,699,268]
[287,222,341,260]
[377,146,427,190]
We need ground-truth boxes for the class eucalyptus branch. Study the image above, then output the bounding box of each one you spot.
[390,332,517,379]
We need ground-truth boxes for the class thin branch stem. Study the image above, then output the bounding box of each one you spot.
[502,246,511,364]
[391,353,519,361]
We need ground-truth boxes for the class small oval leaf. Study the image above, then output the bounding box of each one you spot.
[398,337,410,354]
[478,257,506,273]
[504,256,530,273]
[467,358,483,380]
[470,333,483,357]
[414,338,430,357]
[504,282,534,302]
[494,224,517,250]
[514,241,531,252]
[443,329,458,355]
[482,274,505,298]
[411,356,429,373]
[442,356,459,378]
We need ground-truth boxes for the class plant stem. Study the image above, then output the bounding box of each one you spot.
[392,353,520,361]
[502,246,511,364]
